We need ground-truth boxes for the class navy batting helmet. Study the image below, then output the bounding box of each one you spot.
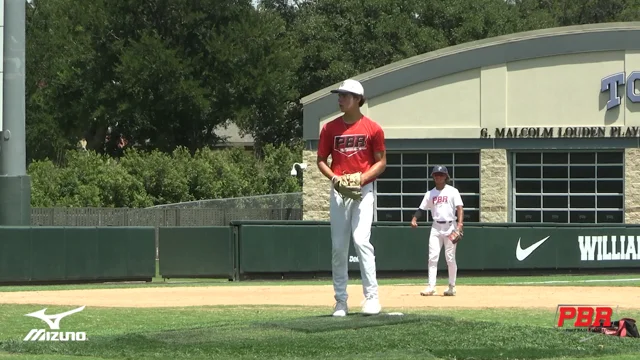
[431,165,449,177]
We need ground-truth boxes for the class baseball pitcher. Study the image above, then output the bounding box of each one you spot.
[316,79,387,317]
[411,165,464,297]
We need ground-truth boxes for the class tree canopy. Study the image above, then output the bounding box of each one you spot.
[23,0,640,207]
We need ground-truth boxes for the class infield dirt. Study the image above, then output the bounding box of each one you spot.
[1,284,639,310]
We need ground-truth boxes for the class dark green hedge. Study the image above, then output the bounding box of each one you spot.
[28,144,302,208]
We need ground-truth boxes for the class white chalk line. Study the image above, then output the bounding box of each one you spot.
[379,278,640,286]
[505,278,640,285]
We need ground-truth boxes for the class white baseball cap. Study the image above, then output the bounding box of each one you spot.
[330,79,364,96]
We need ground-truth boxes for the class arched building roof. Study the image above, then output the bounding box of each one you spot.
[301,22,640,141]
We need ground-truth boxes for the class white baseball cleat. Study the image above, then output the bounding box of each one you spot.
[444,285,456,296]
[361,296,381,315]
[332,301,348,317]
[420,287,437,296]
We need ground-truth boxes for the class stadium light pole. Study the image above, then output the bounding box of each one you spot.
[0,0,30,226]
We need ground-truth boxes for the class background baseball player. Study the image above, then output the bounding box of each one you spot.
[411,165,464,297]
[316,79,387,317]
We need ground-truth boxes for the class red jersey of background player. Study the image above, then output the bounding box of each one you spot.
[318,115,385,185]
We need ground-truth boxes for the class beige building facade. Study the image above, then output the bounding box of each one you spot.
[300,22,640,225]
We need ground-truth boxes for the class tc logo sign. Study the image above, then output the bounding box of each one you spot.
[601,72,640,110]
[23,306,87,342]
[555,304,616,328]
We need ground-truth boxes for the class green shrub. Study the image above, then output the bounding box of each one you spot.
[28,144,302,208]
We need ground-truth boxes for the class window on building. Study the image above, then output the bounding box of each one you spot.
[512,151,624,224]
[376,152,481,223]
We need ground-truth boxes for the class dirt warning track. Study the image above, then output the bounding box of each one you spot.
[0,284,639,310]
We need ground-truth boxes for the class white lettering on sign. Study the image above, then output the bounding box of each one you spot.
[578,236,640,261]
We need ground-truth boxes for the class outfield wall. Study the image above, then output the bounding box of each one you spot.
[0,226,156,284]
[222,221,640,280]
[154,220,640,279]
[1,222,639,284]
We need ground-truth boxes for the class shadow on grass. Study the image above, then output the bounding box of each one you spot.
[3,313,640,360]
[256,312,452,333]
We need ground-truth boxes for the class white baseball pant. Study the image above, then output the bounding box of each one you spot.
[427,222,458,288]
[329,181,378,303]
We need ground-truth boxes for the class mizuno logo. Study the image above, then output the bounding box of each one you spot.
[516,236,550,261]
[24,306,85,330]
[22,306,88,342]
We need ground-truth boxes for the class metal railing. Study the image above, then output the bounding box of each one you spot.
[30,193,303,227]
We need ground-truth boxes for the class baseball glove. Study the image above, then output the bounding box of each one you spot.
[334,172,362,201]
[448,229,463,244]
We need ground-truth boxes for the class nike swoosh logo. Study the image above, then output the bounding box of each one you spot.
[516,236,550,261]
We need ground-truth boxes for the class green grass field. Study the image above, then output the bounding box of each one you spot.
[1,273,640,360]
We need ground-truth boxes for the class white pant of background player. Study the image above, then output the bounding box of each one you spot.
[329,181,381,316]
[421,221,458,296]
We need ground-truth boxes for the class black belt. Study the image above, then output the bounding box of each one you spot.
[435,221,452,224]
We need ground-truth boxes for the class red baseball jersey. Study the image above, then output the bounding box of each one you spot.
[317,115,386,185]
